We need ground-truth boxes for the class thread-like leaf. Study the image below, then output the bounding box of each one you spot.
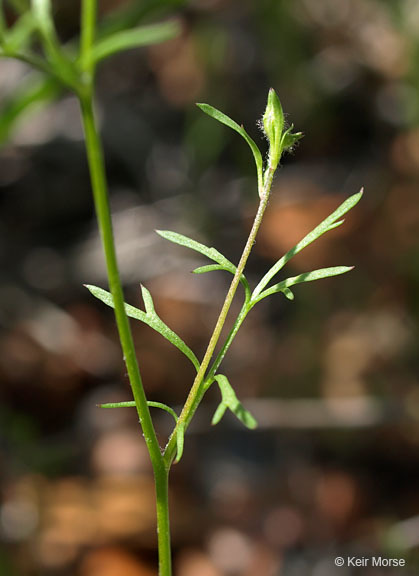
[157,230,236,272]
[90,20,180,64]
[252,189,363,298]
[192,264,251,302]
[211,374,258,429]
[85,284,200,372]
[148,401,178,423]
[99,400,179,424]
[196,103,263,193]
[254,266,353,303]
[99,401,137,408]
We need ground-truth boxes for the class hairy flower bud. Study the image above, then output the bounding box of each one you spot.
[263,88,284,170]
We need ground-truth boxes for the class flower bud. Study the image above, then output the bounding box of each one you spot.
[263,88,284,169]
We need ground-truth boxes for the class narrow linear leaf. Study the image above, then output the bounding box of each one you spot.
[252,189,363,298]
[211,402,227,426]
[174,421,185,464]
[3,12,37,52]
[0,75,59,145]
[255,266,354,303]
[192,264,251,303]
[157,230,236,272]
[283,287,295,300]
[148,401,178,423]
[212,374,258,429]
[99,400,178,423]
[192,264,226,274]
[90,20,180,65]
[328,219,345,230]
[85,284,200,372]
[99,401,137,408]
[140,284,155,315]
[96,3,152,38]
[196,103,263,193]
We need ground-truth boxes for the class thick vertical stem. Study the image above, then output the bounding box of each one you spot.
[79,94,163,470]
[79,92,172,573]
[79,5,170,572]
[155,468,172,576]
[80,0,96,77]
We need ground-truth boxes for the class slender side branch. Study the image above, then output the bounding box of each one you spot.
[206,301,249,383]
[163,167,276,467]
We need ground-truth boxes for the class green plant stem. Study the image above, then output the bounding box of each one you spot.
[206,301,249,383]
[79,94,163,466]
[79,5,172,574]
[163,167,276,467]
[79,88,173,575]
[155,468,172,576]
[80,0,96,76]
[206,276,263,384]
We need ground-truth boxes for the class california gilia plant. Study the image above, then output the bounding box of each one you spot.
[0,2,362,574]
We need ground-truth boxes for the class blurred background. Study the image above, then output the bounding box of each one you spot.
[1,0,419,575]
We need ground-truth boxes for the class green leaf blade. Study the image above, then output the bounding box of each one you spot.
[157,230,236,272]
[85,284,200,372]
[147,401,178,424]
[256,266,354,302]
[90,20,180,65]
[99,400,178,425]
[252,189,363,298]
[140,284,155,315]
[211,403,227,426]
[192,264,227,275]
[196,103,263,193]
[283,287,295,300]
[192,263,251,303]
[212,374,258,430]
[99,401,137,408]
